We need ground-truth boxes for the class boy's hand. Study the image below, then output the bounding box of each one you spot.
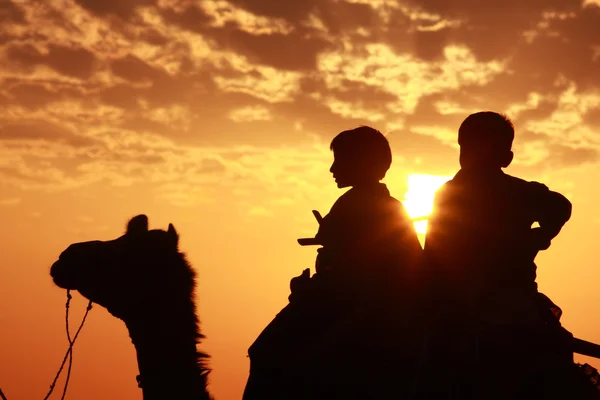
[289,268,312,303]
[529,227,552,251]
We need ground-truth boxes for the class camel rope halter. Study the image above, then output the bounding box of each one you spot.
[0,290,93,400]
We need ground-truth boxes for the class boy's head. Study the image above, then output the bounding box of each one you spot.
[329,126,392,188]
[458,111,514,171]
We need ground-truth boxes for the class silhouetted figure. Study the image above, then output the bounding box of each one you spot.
[418,112,577,399]
[293,126,421,305]
[50,215,212,400]
[244,126,422,399]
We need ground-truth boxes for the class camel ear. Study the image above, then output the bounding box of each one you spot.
[167,223,179,247]
[127,215,149,235]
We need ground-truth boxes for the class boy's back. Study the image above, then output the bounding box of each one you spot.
[417,112,574,398]
[422,111,571,321]
[426,170,555,299]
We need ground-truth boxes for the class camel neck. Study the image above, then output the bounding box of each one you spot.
[124,300,211,400]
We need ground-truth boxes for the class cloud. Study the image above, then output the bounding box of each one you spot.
[228,105,272,122]
[109,54,165,84]
[0,1,25,24]
[212,65,302,103]
[548,144,598,166]
[0,114,337,207]
[0,197,21,206]
[1,0,600,199]
[520,82,600,150]
[317,43,505,114]
[73,0,157,18]
[199,0,295,35]
[247,206,273,217]
[224,0,325,23]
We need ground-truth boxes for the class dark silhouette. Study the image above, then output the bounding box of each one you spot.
[49,215,212,400]
[417,111,596,398]
[244,126,422,399]
[38,145,600,399]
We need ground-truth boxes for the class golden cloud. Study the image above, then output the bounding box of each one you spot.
[1,0,600,201]
[525,82,600,148]
[228,105,272,122]
[213,66,302,103]
[199,0,295,35]
[317,43,505,114]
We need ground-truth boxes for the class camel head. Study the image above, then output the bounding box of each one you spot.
[50,214,195,320]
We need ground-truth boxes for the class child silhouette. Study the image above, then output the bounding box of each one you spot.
[424,111,571,314]
[292,126,421,304]
[419,111,573,398]
[247,126,422,400]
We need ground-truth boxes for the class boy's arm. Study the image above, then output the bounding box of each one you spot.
[531,183,572,250]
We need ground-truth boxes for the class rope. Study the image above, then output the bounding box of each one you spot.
[0,290,91,400]
[40,290,93,400]
[60,291,74,400]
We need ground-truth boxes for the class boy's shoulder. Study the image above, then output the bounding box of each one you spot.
[501,172,550,197]
[431,172,555,213]
[330,183,395,212]
[315,184,406,244]
[440,170,550,195]
[321,184,409,233]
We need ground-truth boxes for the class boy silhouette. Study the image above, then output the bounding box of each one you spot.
[420,111,573,398]
[423,111,571,319]
[291,125,422,304]
[245,126,422,399]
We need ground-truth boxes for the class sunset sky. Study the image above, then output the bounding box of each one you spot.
[2,0,600,399]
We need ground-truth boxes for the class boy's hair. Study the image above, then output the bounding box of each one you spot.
[458,111,514,151]
[330,126,392,180]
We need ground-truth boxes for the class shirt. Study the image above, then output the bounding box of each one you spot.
[424,169,571,307]
[314,182,422,302]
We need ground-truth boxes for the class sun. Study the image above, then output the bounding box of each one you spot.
[402,174,452,237]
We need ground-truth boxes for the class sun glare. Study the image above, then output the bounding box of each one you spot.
[403,174,452,236]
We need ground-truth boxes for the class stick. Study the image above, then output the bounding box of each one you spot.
[573,337,600,359]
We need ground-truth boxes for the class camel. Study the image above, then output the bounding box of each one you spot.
[49,214,600,399]
[50,214,212,400]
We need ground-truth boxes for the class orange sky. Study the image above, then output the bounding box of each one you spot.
[2,1,600,399]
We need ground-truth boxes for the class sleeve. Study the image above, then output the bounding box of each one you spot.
[528,181,572,233]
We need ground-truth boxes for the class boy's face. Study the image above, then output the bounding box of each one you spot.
[330,150,378,188]
[330,151,354,188]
